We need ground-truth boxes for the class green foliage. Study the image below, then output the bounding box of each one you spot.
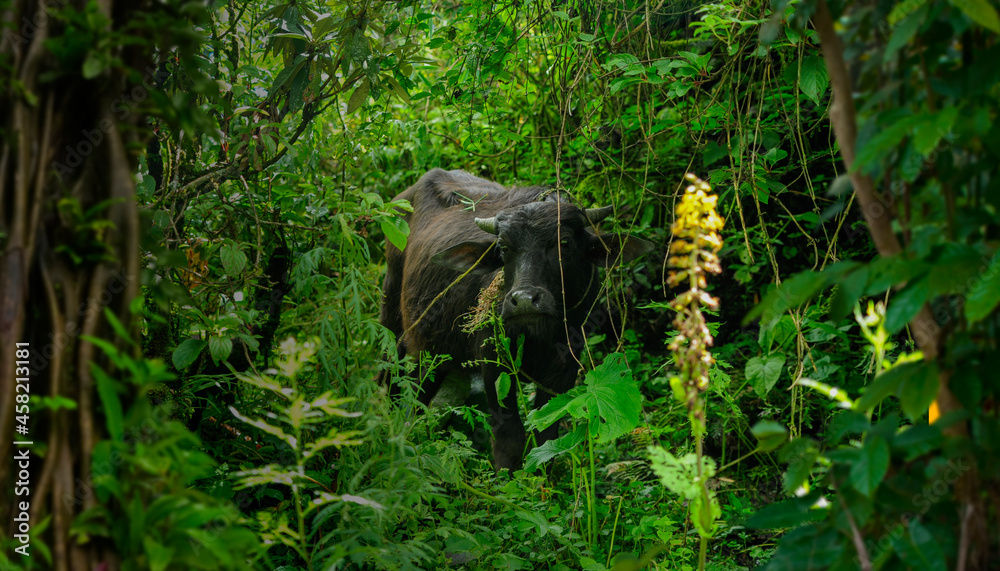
[117,0,1000,568]
[648,448,721,538]
[525,353,642,470]
[72,330,260,570]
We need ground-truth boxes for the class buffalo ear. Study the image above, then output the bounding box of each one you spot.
[431,240,501,273]
[587,233,654,268]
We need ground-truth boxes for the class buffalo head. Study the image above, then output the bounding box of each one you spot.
[431,200,652,336]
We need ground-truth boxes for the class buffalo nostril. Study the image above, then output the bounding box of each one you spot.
[509,288,549,314]
[511,290,531,307]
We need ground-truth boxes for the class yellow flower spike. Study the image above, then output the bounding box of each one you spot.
[667,173,724,418]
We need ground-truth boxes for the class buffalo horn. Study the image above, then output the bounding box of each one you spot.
[585,205,615,223]
[475,216,499,235]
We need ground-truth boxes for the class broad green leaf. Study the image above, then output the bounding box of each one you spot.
[864,255,931,295]
[927,243,984,295]
[496,372,511,403]
[92,366,124,442]
[380,216,410,251]
[583,352,643,442]
[799,55,829,105]
[854,114,920,173]
[778,438,821,495]
[826,410,871,444]
[829,265,869,321]
[950,0,1000,33]
[894,520,947,571]
[527,390,577,431]
[763,526,844,568]
[746,353,786,398]
[898,362,939,422]
[746,492,821,529]
[893,424,943,460]
[751,420,788,452]
[172,338,207,370]
[849,434,890,497]
[912,107,958,156]
[854,361,919,412]
[759,314,796,354]
[964,253,1000,323]
[884,276,929,333]
[744,271,830,325]
[209,335,233,363]
[220,243,247,277]
[347,78,370,115]
[524,424,586,471]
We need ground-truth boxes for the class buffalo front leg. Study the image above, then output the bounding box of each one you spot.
[483,364,525,471]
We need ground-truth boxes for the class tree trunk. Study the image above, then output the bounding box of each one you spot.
[1,1,152,568]
[813,1,981,568]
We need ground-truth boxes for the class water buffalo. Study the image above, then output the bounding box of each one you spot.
[380,168,651,470]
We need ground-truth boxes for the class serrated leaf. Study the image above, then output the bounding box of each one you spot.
[527,391,577,432]
[380,216,409,251]
[346,78,370,115]
[583,352,642,442]
[229,406,296,448]
[751,420,788,452]
[172,338,206,370]
[524,423,586,471]
[849,434,889,497]
[965,253,1000,323]
[648,448,715,500]
[209,336,233,363]
[799,55,829,105]
[951,0,1000,33]
[747,353,786,398]
[220,243,247,277]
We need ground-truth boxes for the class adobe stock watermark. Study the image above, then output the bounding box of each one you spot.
[0,0,73,55]
[839,126,958,245]
[861,454,972,565]
[53,64,163,178]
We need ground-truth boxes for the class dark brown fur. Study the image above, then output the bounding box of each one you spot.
[380,169,650,470]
